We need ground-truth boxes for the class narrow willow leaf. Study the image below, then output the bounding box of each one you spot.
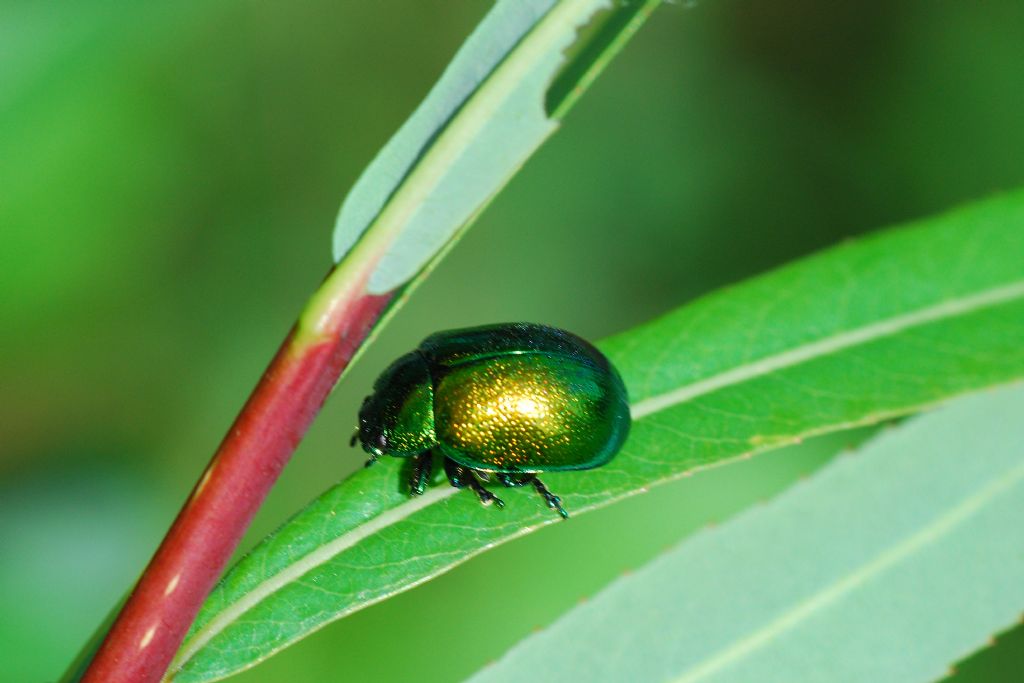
[468,383,1024,683]
[168,191,1024,682]
[330,0,660,293]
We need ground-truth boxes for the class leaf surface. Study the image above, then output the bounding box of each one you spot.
[330,0,659,293]
[169,192,1024,682]
[467,383,1024,683]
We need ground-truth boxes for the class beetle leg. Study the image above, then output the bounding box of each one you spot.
[497,474,568,518]
[496,473,530,487]
[496,474,569,518]
[349,428,359,448]
[468,476,505,509]
[408,451,433,496]
[444,459,504,509]
[531,477,569,519]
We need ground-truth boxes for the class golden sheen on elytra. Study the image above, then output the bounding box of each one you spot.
[353,323,630,519]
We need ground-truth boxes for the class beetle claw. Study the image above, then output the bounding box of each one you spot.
[481,491,505,509]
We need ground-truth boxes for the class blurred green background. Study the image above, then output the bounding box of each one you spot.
[3,1,1024,681]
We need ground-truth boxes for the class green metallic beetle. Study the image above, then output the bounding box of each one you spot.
[352,323,630,518]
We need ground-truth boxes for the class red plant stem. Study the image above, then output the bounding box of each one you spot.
[81,284,392,683]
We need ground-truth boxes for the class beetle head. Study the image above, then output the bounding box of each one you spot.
[356,351,436,459]
[355,395,390,458]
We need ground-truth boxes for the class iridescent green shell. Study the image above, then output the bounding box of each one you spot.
[359,323,630,473]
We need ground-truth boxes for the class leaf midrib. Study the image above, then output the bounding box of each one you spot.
[632,280,1024,419]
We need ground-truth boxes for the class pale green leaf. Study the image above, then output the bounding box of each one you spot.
[467,382,1024,683]
[168,192,1024,682]
[330,0,660,293]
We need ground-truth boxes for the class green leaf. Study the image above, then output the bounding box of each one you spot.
[167,192,1024,683]
[330,0,660,294]
[466,382,1024,683]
